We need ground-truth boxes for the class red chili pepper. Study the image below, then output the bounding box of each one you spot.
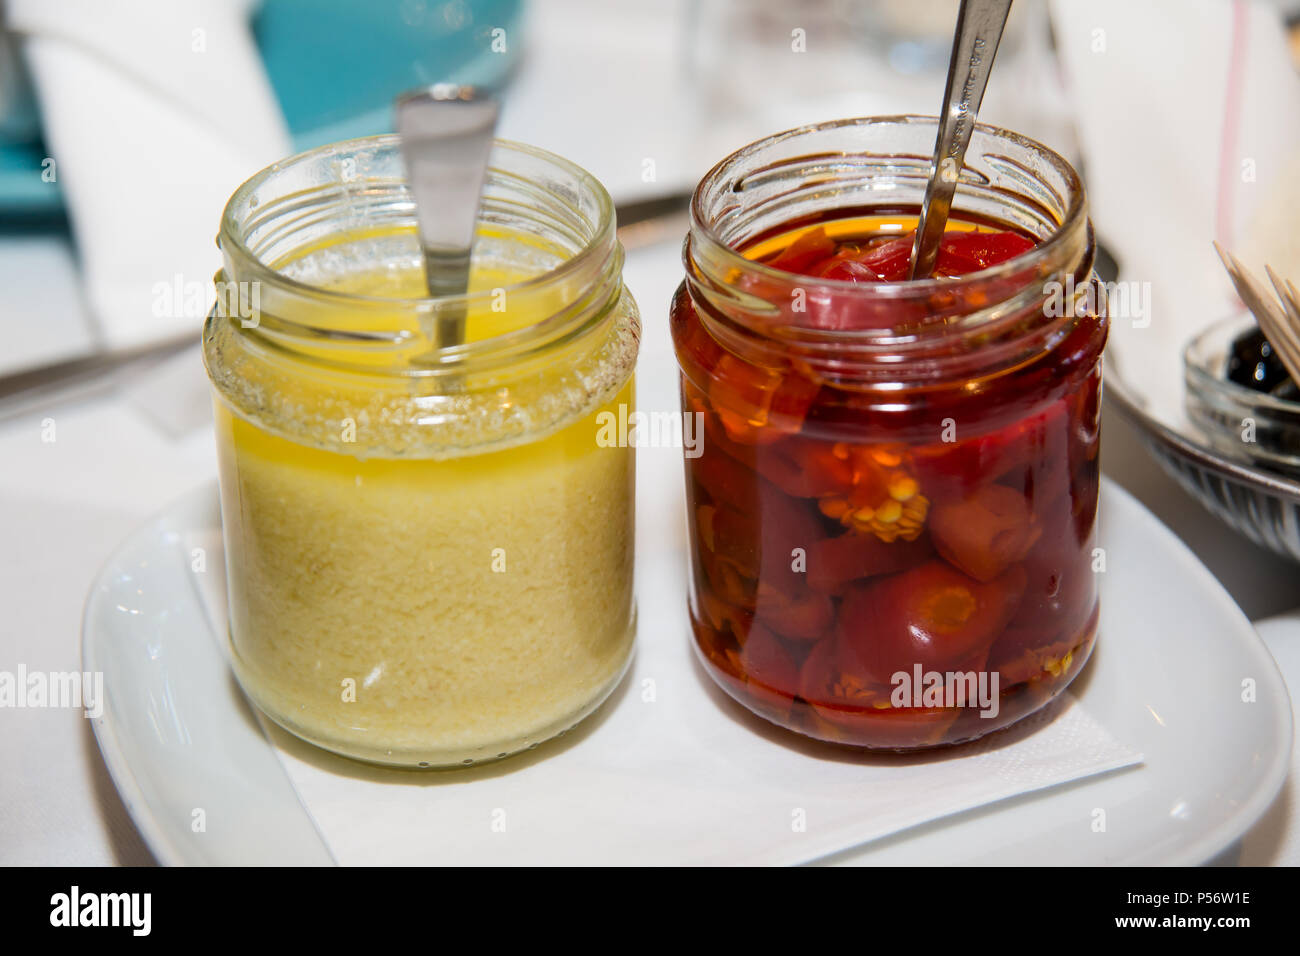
[812,236,913,281]
[990,635,1083,689]
[837,560,1027,684]
[806,532,934,594]
[929,483,1041,583]
[692,479,828,593]
[937,230,1036,271]
[798,637,962,747]
[752,584,835,641]
[737,622,802,712]
[696,544,754,609]
[765,225,837,274]
[695,586,752,640]
[692,448,762,515]
[686,387,758,469]
[708,354,820,445]
[752,435,855,499]
[697,504,761,580]
[989,492,1097,684]
[772,228,1033,285]
[912,399,1070,501]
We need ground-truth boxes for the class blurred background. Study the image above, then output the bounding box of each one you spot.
[8,0,1291,376]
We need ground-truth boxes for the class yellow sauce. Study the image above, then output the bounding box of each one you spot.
[212,261,637,767]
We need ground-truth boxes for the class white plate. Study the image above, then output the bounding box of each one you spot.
[83,477,1292,866]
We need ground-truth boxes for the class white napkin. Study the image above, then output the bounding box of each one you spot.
[189,524,1140,865]
[1049,0,1300,427]
[5,0,291,349]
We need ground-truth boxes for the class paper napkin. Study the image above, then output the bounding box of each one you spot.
[190,530,1141,865]
[6,0,291,349]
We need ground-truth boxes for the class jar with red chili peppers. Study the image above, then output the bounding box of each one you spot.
[672,116,1106,750]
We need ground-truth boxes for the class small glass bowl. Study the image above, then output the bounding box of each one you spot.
[1184,314,1300,478]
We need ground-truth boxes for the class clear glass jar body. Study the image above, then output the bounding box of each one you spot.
[671,117,1106,750]
[204,136,639,767]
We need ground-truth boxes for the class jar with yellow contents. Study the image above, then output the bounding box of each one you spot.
[203,136,639,767]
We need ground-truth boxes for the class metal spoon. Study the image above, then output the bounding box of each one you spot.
[908,0,1014,280]
[395,84,500,353]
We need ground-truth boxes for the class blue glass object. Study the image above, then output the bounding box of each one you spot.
[0,0,524,214]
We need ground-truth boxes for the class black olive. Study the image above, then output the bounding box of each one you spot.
[1226,327,1293,394]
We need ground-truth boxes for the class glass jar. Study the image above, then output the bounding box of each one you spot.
[204,136,639,768]
[671,116,1106,750]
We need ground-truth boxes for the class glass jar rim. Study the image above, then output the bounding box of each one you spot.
[205,133,641,458]
[218,133,618,314]
[686,114,1089,332]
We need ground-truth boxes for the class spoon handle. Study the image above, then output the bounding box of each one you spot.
[396,85,499,347]
[909,0,1014,280]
